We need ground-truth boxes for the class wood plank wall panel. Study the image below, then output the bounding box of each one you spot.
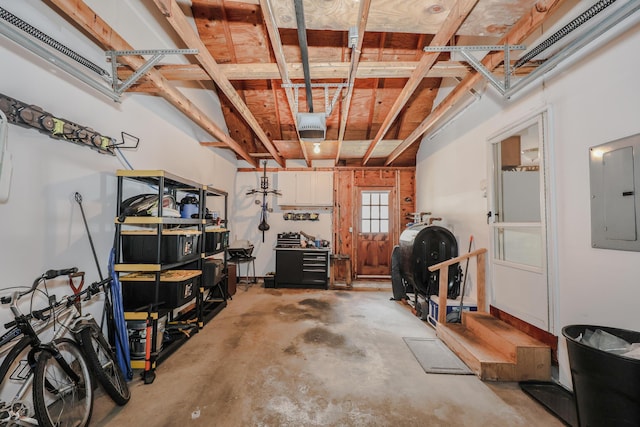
[334,170,354,255]
[399,169,416,230]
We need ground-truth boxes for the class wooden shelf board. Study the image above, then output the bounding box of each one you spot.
[116,169,202,190]
[115,264,162,272]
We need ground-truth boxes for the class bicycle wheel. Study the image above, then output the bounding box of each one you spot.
[78,327,130,405]
[0,336,38,426]
[32,338,93,427]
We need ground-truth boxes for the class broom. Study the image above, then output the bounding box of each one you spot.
[447,235,473,323]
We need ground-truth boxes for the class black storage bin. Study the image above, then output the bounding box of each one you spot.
[122,270,200,310]
[202,258,224,287]
[204,229,229,253]
[264,275,275,288]
[122,229,200,264]
[562,325,640,427]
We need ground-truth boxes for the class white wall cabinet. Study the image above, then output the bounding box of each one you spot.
[278,171,333,207]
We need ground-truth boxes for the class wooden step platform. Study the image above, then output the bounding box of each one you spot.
[436,311,551,381]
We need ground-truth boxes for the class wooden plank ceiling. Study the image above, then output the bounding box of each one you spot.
[56,0,567,168]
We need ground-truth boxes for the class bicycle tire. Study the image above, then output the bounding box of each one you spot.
[32,338,93,427]
[78,327,130,405]
[0,336,39,425]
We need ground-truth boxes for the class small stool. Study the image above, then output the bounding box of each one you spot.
[229,256,256,284]
[330,254,352,288]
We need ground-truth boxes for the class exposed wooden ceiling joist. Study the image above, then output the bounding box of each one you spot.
[43,0,568,169]
[259,0,310,165]
[118,61,537,87]
[152,0,285,167]
[385,0,569,165]
[44,0,258,167]
[362,0,480,165]
[335,0,371,164]
[119,61,480,81]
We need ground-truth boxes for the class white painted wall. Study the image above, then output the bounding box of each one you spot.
[416,20,640,388]
[0,0,236,324]
[233,162,332,276]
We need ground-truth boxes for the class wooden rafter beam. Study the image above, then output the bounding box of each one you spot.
[259,0,310,166]
[45,0,257,167]
[362,0,480,165]
[385,0,567,165]
[335,0,371,164]
[200,142,228,148]
[151,0,285,167]
[117,61,486,81]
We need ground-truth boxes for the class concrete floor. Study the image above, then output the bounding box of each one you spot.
[92,285,563,426]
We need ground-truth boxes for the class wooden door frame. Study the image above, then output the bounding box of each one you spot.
[353,185,397,278]
[487,109,557,333]
[332,168,415,283]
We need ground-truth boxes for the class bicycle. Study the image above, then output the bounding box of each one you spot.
[0,268,130,426]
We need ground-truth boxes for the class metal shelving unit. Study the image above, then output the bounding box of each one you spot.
[114,170,229,375]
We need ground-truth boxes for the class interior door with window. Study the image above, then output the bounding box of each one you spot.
[488,114,552,331]
[356,188,394,277]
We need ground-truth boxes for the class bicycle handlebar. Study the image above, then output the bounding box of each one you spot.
[29,267,78,295]
[2,275,112,329]
[43,267,78,280]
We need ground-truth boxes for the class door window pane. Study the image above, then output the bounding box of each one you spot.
[494,226,542,268]
[371,206,380,219]
[361,191,390,234]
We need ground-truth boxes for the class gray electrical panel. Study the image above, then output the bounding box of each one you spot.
[590,133,640,251]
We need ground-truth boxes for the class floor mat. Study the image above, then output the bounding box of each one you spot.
[520,381,578,427]
[403,337,472,375]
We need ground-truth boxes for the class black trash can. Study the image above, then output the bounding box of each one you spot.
[562,325,640,427]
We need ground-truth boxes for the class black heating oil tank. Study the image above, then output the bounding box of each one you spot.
[398,224,461,299]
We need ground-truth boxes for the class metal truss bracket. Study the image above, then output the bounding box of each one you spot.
[423,44,526,95]
[282,82,349,116]
[106,49,199,95]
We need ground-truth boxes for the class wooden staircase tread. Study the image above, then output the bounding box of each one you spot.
[438,323,514,364]
[463,312,548,348]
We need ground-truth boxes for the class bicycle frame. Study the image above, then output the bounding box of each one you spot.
[0,294,85,424]
[0,270,115,427]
